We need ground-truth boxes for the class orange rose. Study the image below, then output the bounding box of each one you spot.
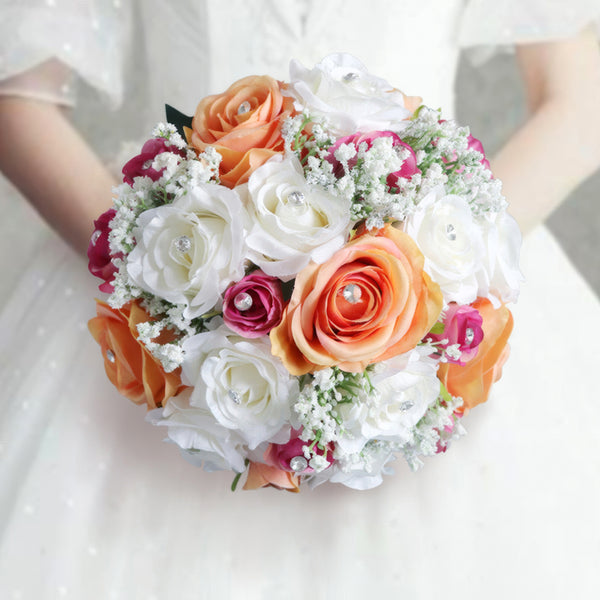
[438,298,513,414]
[88,300,184,409]
[270,225,443,375]
[243,461,300,492]
[185,75,295,188]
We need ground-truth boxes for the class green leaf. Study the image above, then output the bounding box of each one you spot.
[439,381,453,405]
[165,104,193,140]
[429,321,445,335]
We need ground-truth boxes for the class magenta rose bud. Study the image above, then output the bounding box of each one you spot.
[87,208,120,293]
[326,130,419,185]
[122,138,184,185]
[467,134,491,170]
[428,303,484,365]
[264,430,333,474]
[222,271,284,338]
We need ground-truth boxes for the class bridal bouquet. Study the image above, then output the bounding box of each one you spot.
[88,54,521,492]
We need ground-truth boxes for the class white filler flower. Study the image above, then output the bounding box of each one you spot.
[287,53,413,136]
[182,325,298,449]
[244,155,350,280]
[127,183,246,318]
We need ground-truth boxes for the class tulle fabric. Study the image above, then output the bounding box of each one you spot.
[0,0,130,106]
[0,227,598,599]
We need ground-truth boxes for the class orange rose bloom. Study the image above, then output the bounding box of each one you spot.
[243,462,300,492]
[270,225,443,375]
[185,75,295,188]
[88,300,184,409]
[438,298,513,414]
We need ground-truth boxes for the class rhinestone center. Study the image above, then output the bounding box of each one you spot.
[289,456,308,472]
[464,327,475,344]
[233,292,253,312]
[342,284,362,304]
[237,100,251,115]
[90,230,102,245]
[446,224,457,241]
[228,389,241,404]
[343,72,359,82]
[106,349,116,363]
[173,235,192,254]
[399,400,414,411]
[287,190,305,206]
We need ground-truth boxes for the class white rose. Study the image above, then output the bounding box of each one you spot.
[478,211,523,305]
[337,350,440,452]
[127,182,246,318]
[287,53,412,136]
[147,389,247,472]
[404,187,485,304]
[244,155,351,280]
[182,325,297,449]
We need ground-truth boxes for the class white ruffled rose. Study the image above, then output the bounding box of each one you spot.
[244,155,351,280]
[127,182,246,318]
[182,324,297,449]
[287,53,413,136]
[404,187,485,304]
[336,350,440,454]
[147,389,247,472]
[478,211,523,305]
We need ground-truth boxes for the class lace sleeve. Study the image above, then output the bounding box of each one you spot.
[459,0,600,60]
[0,0,132,107]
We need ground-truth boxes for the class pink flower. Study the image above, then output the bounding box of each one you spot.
[264,430,333,474]
[87,208,121,293]
[428,303,484,365]
[326,130,419,187]
[122,138,185,185]
[439,121,491,172]
[222,271,284,338]
[435,415,462,454]
[467,134,491,170]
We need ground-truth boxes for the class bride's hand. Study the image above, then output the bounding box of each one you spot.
[490,27,600,233]
[0,61,115,256]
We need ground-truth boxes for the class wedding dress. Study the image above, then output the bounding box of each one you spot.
[1,1,599,598]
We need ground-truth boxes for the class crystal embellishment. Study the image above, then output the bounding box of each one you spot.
[399,400,414,411]
[237,101,251,115]
[446,224,457,241]
[287,191,305,206]
[90,230,102,245]
[106,349,116,363]
[342,284,362,304]
[343,72,359,82]
[233,292,253,311]
[228,390,241,404]
[173,235,192,254]
[465,327,475,344]
[289,456,308,472]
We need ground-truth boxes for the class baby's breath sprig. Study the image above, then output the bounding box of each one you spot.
[294,367,376,462]
[400,382,465,471]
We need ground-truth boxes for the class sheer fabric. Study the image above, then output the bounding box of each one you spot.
[0,0,130,106]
